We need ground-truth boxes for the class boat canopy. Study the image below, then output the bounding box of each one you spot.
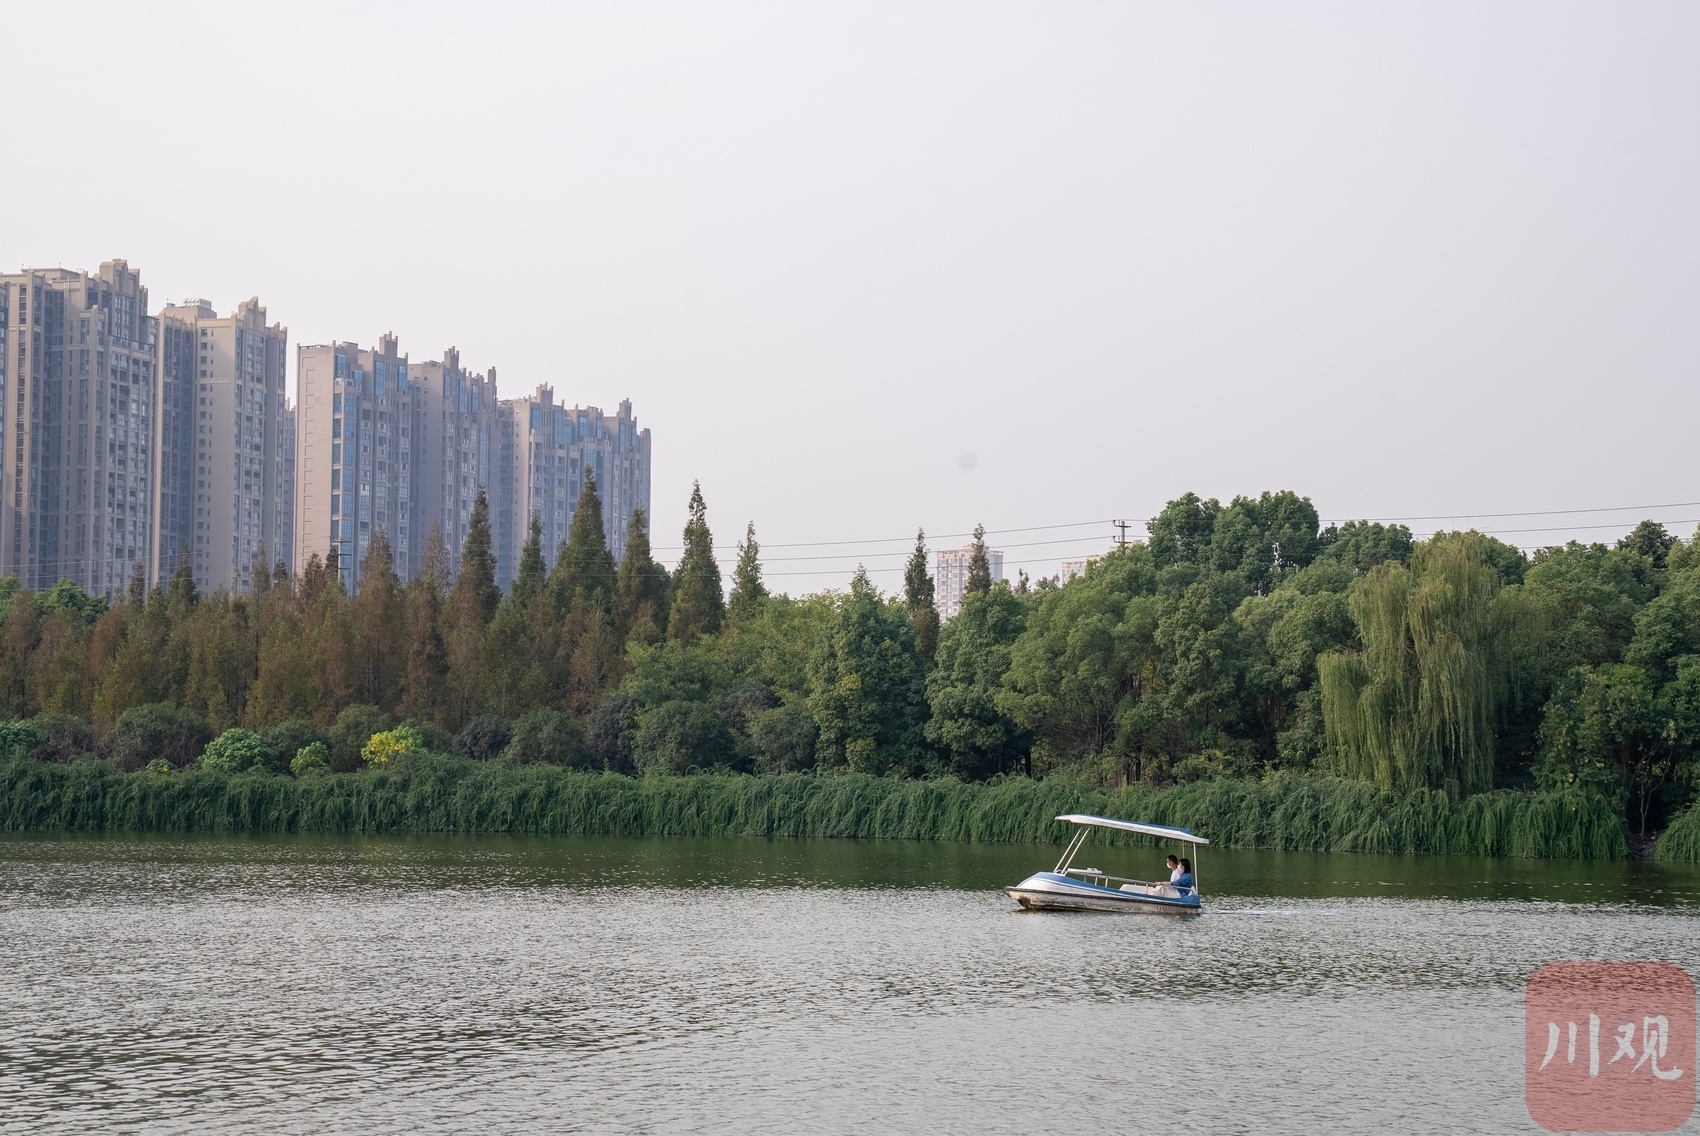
[1054,814,1210,845]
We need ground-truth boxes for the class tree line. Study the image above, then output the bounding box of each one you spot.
[1,479,1697,836]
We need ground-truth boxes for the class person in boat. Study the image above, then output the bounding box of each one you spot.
[1172,857,1195,894]
[1164,854,1181,882]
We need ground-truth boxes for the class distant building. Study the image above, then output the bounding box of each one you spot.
[0,261,158,599]
[294,335,417,590]
[156,298,290,595]
[500,389,651,582]
[1060,555,1102,581]
[409,348,498,583]
[936,542,1004,620]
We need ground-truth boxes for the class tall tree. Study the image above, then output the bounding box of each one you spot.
[806,568,929,775]
[351,529,405,708]
[549,470,616,617]
[965,524,992,597]
[667,482,724,642]
[1319,534,1535,796]
[903,529,940,663]
[513,514,546,609]
[615,507,669,648]
[418,521,452,591]
[127,561,147,609]
[445,488,500,725]
[169,545,198,611]
[728,521,767,621]
[398,582,449,723]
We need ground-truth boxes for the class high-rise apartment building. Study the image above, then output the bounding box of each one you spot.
[294,335,417,589]
[935,541,1004,620]
[0,261,158,599]
[156,299,289,594]
[501,388,651,576]
[409,348,497,581]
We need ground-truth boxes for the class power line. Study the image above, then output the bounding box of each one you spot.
[1322,501,1700,524]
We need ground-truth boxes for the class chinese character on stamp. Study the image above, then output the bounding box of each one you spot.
[1526,961,1695,1132]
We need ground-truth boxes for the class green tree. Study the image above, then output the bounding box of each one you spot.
[548,470,617,617]
[667,482,724,642]
[445,488,499,725]
[632,700,737,774]
[1147,492,1221,568]
[351,528,404,708]
[200,728,279,774]
[615,508,669,648]
[1317,521,1415,573]
[806,569,929,774]
[1319,534,1533,795]
[925,584,1029,777]
[727,521,767,621]
[965,524,992,597]
[904,529,940,663]
[1617,520,1676,571]
[512,514,547,609]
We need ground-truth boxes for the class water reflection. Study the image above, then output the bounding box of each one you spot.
[1,834,1696,1135]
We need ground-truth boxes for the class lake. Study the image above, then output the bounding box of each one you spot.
[2,833,1697,1134]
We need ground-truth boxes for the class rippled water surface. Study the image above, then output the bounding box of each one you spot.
[2,833,1698,1134]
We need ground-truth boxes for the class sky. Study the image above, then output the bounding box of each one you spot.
[7,1,1699,591]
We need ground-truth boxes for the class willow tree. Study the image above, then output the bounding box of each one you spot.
[1318,533,1532,796]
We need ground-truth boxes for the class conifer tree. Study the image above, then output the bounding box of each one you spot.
[445,488,499,725]
[615,507,669,648]
[127,561,147,610]
[966,524,992,597]
[169,545,198,611]
[728,521,767,621]
[905,529,940,662]
[667,481,724,642]
[419,521,451,591]
[352,528,404,708]
[549,469,616,617]
[450,488,500,626]
[399,582,449,723]
[513,514,546,608]
[251,543,271,600]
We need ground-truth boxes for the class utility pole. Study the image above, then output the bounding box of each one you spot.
[1112,519,1131,547]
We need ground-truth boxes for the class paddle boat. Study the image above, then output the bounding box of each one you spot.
[1006,813,1210,913]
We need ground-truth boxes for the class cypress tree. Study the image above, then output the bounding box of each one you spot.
[966,523,992,596]
[351,528,404,708]
[513,514,546,608]
[127,561,148,610]
[251,543,271,600]
[399,582,449,723]
[728,521,767,621]
[450,488,500,626]
[419,521,451,591]
[667,481,724,642]
[615,507,669,647]
[548,469,616,617]
[169,545,198,611]
[904,529,940,663]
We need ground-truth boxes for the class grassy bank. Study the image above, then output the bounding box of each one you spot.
[1654,802,1700,864]
[0,755,1629,859]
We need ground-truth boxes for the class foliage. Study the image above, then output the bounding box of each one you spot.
[105,703,212,772]
[330,705,393,772]
[0,718,44,760]
[505,709,590,768]
[1319,535,1530,796]
[926,585,1028,778]
[455,715,512,762]
[633,700,738,775]
[0,755,1627,859]
[807,569,928,775]
[290,742,330,777]
[200,728,280,774]
[362,726,424,766]
[667,482,724,642]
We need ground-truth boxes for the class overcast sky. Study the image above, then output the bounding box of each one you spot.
[8,2,1698,590]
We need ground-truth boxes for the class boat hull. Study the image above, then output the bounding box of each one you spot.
[1005,872,1200,914]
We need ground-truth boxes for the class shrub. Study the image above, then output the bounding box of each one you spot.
[455,715,512,762]
[0,719,46,761]
[105,703,212,772]
[200,728,280,775]
[586,694,639,774]
[290,742,330,777]
[143,758,174,776]
[505,710,590,767]
[632,700,738,775]
[263,719,332,766]
[403,719,454,754]
[31,713,99,764]
[330,705,393,773]
[362,726,424,766]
